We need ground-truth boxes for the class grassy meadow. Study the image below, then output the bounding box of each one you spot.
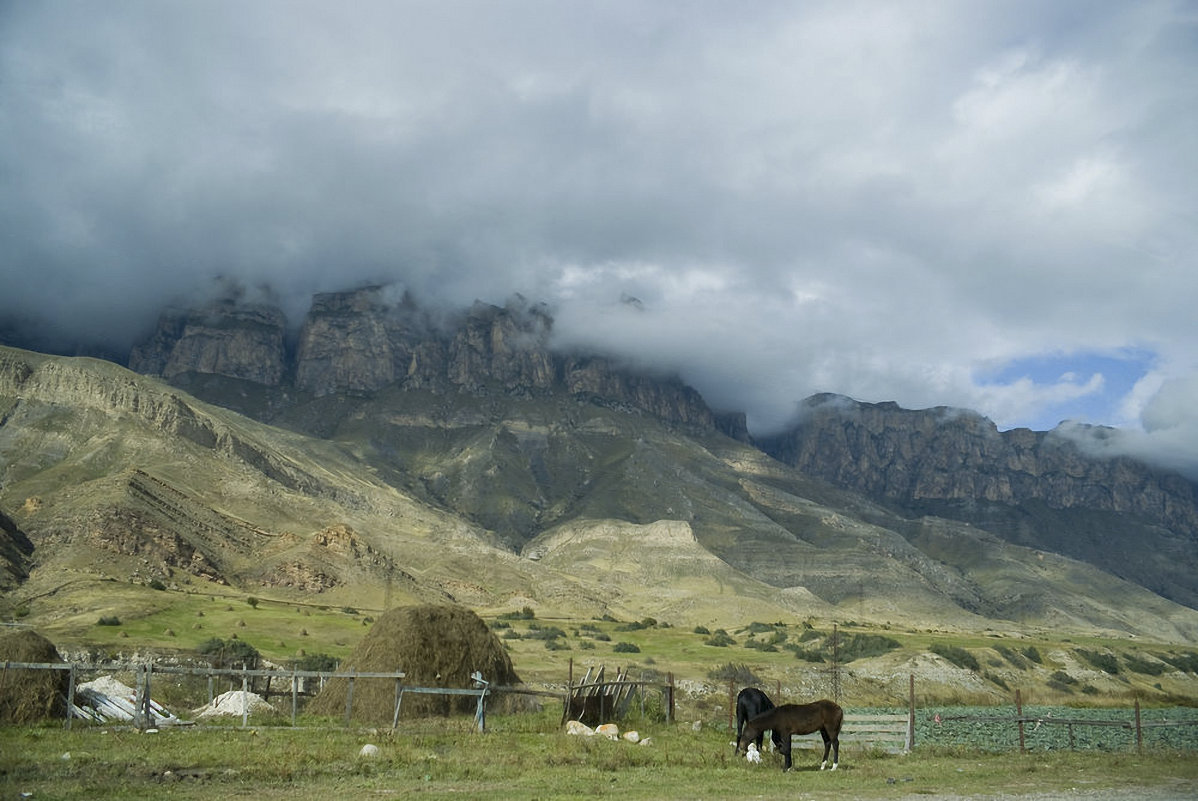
[4,585,1198,799]
[3,714,1198,801]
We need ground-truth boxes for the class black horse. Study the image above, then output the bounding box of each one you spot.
[737,699,843,772]
[734,687,784,754]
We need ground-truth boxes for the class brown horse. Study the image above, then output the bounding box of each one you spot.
[736,699,843,772]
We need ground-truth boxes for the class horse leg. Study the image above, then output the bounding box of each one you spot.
[830,735,839,770]
[819,728,831,770]
[780,736,793,772]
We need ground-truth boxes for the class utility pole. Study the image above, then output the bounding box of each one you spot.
[830,623,841,702]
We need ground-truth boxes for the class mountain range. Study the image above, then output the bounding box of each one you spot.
[2,285,1197,647]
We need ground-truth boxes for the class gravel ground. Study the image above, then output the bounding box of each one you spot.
[894,778,1198,801]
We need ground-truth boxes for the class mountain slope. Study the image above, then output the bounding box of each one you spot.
[4,344,1196,644]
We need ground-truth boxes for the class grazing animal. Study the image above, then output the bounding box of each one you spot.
[737,699,843,772]
[734,687,784,754]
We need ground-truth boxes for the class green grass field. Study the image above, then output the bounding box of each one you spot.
[2,716,1197,800]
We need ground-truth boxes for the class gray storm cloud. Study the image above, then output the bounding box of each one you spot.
[1,1,1196,472]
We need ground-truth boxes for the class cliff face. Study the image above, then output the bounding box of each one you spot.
[759,394,1198,532]
[0,506,33,591]
[757,393,1198,606]
[130,301,287,386]
[130,287,720,431]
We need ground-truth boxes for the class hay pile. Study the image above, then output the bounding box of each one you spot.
[309,604,520,725]
[0,629,68,723]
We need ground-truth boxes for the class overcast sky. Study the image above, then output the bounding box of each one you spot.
[2,1,1196,473]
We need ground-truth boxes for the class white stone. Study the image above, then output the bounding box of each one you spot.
[596,723,619,740]
[359,744,380,758]
[621,730,640,743]
[565,720,595,736]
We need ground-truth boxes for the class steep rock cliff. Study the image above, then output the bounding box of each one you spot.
[757,393,1198,606]
[0,506,33,591]
[131,287,720,432]
[130,301,287,386]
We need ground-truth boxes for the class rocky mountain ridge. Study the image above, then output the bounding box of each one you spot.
[120,287,1198,605]
[3,284,1197,629]
[128,287,733,437]
[758,394,1198,607]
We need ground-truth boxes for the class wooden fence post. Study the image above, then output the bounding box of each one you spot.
[1135,699,1143,753]
[241,668,249,728]
[667,672,674,724]
[391,679,404,732]
[561,658,573,726]
[65,664,77,731]
[1015,689,1026,753]
[728,678,735,734]
[344,670,356,727]
[907,674,915,751]
[145,663,154,726]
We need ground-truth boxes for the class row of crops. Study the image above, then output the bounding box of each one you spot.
[906,705,1198,752]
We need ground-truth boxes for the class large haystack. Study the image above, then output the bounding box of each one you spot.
[309,604,520,724]
[0,629,69,723]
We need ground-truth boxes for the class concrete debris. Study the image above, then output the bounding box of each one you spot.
[192,690,277,719]
[72,675,182,726]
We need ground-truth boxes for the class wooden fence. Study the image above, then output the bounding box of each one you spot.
[561,660,675,726]
[0,660,510,731]
[934,689,1198,753]
[2,658,671,733]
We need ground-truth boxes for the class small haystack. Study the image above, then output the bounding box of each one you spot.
[0,629,69,723]
[309,604,520,725]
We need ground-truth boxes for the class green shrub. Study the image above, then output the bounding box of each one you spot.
[613,642,640,653]
[707,663,760,684]
[930,643,980,671]
[996,646,1028,670]
[786,645,825,663]
[840,633,901,662]
[1123,654,1166,676]
[692,625,711,635]
[1075,648,1120,675]
[703,629,735,647]
[1157,651,1198,673]
[526,624,566,641]
[294,653,339,672]
[97,616,121,626]
[197,637,261,669]
[1022,646,1043,664]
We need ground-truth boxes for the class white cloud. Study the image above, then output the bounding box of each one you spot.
[0,0,1195,475]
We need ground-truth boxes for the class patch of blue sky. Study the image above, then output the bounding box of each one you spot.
[980,348,1156,432]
